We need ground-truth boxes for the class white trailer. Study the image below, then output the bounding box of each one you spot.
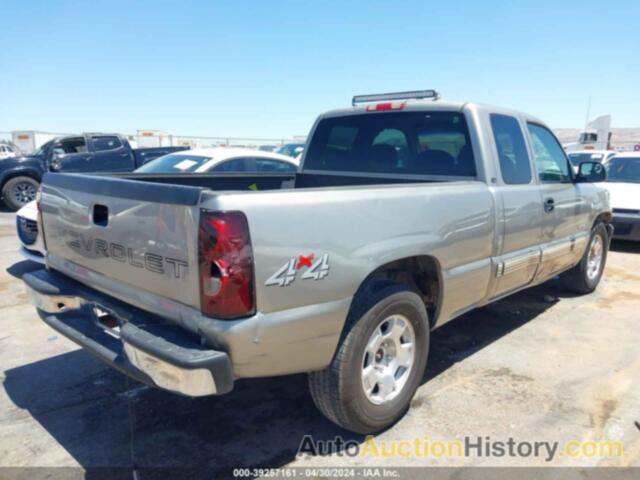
[136,130,172,148]
[11,131,60,154]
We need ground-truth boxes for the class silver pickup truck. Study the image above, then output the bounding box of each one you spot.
[24,90,612,434]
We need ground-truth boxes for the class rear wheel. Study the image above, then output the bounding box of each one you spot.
[308,282,430,434]
[2,176,39,211]
[560,222,609,294]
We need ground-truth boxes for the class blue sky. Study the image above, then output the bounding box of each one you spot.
[1,0,638,139]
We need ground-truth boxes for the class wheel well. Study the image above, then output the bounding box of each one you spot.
[356,256,441,328]
[0,172,41,197]
[594,212,612,226]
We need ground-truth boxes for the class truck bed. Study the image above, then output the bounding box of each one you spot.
[39,171,490,330]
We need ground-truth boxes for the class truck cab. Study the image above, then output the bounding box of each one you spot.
[49,134,136,172]
[0,133,187,210]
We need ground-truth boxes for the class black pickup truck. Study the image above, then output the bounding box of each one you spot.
[0,133,187,210]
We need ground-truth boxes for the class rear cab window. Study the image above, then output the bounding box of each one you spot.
[304,111,476,177]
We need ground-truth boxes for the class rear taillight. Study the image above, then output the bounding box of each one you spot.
[198,210,255,319]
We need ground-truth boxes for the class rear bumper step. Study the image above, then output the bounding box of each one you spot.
[23,269,234,396]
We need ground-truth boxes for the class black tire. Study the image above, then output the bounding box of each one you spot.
[560,222,609,294]
[308,281,430,434]
[2,176,39,211]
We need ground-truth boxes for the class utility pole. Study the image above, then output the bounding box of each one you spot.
[584,96,592,130]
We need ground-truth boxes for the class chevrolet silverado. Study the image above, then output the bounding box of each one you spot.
[23,90,612,433]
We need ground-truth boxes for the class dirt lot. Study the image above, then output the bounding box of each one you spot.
[0,209,639,477]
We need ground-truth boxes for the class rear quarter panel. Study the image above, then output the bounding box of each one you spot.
[202,181,496,326]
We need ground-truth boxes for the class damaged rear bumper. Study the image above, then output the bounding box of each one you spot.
[23,269,234,397]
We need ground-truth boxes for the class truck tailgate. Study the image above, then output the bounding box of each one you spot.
[39,173,203,311]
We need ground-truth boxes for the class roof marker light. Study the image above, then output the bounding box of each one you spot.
[366,102,406,112]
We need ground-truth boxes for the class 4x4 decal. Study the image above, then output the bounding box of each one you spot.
[265,253,330,287]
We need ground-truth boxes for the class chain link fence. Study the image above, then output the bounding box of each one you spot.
[2,128,638,154]
[0,131,305,154]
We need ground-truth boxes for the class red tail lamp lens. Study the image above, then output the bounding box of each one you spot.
[198,210,254,319]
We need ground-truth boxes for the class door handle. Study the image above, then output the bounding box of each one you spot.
[544,197,555,213]
[120,152,129,157]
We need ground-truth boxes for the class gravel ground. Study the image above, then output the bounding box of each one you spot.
[0,209,638,478]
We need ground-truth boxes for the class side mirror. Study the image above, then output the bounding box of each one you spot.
[50,158,62,171]
[50,148,65,171]
[576,161,606,183]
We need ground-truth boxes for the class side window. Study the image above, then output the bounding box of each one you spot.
[527,123,571,183]
[255,159,296,173]
[92,136,122,151]
[55,137,87,154]
[211,158,251,172]
[490,114,532,185]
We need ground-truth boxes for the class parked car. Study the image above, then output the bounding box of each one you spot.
[16,200,44,263]
[23,90,611,434]
[602,153,640,241]
[0,133,187,211]
[567,150,617,173]
[275,142,305,158]
[0,143,18,160]
[135,147,299,174]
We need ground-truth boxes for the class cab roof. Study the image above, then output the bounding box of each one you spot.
[319,96,546,126]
